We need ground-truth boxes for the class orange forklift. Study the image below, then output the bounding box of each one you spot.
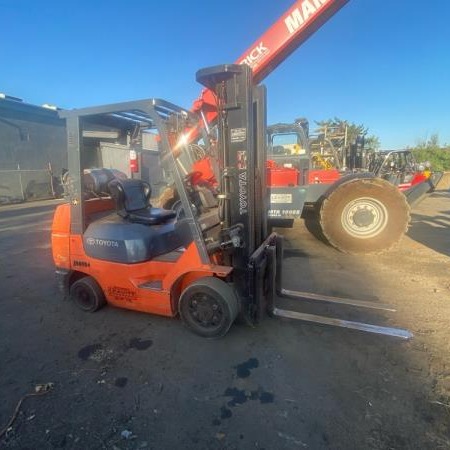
[51,64,411,339]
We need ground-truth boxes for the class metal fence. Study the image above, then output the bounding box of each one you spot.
[0,169,59,204]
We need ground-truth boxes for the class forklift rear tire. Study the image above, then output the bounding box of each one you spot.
[179,277,239,338]
[70,276,106,313]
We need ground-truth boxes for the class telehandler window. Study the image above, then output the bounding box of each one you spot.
[271,133,306,156]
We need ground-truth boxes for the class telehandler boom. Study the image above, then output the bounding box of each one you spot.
[192,0,349,124]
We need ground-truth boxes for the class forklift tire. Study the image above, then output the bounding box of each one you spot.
[319,178,410,254]
[178,277,239,338]
[70,276,106,313]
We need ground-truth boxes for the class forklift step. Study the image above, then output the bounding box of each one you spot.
[273,307,413,340]
[139,280,162,291]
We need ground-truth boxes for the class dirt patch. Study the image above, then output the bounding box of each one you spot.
[436,171,450,190]
[1,195,450,449]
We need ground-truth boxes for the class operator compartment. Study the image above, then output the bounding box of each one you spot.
[57,99,220,270]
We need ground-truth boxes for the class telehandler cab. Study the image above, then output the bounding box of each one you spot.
[265,121,442,253]
[51,64,411,339]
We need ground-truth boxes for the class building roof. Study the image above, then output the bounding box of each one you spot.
[0,95,63,124]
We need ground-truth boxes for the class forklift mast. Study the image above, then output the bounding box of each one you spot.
[196,64,268,317]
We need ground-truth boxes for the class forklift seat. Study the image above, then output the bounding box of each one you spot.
[109,179,176,225]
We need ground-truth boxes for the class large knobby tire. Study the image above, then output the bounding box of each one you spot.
[70,276,106,312]
[318,178,410,254]
[303,206,328,244]
[179,277,239,338]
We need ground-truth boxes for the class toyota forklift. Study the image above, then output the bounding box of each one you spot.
[51,64,411,339]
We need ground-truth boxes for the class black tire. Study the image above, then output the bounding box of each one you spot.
[318,178,410,254]
[179,277,239,338]
[303,205,328,244]
[70,276,106,312]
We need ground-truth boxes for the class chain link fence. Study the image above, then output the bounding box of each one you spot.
[0,169,61,205]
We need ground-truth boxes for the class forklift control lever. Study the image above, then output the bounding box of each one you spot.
[206,224,244,254]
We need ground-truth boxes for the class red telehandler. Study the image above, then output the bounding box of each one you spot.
[264,120,442,252]
[187,0,438,254]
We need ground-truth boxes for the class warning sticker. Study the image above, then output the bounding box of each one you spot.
[231,128,247,143]
[107,286,136,303]
[270,193,293,204]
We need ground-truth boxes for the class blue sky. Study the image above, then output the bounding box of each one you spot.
[1,0,449,148]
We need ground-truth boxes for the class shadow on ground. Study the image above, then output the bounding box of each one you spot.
[408,191,450,257]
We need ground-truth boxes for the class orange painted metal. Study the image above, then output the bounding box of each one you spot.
[51,203,71,268]
[51,201,233,318]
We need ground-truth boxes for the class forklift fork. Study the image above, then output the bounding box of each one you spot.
[263,235,413,340]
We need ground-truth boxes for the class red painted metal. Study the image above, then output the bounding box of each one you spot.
[307,168,341,184]
[266,161,300,187]
[191,158,217,184]
[129,149,139,173]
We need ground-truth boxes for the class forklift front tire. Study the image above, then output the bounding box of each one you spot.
[70,276,106,313]
[179,277,239,338]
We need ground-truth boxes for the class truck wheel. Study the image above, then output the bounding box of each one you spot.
[70,276,106,312]
[303,206,327,244]
[179,277,239,338]
[319,178,410,253]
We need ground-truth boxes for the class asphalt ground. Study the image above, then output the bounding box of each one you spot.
[0,194,449,449]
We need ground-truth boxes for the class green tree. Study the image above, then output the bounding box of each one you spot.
[410,134,450,171]
[365,135,380,151]
[315,118,369,147]
[314,119,380,166]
